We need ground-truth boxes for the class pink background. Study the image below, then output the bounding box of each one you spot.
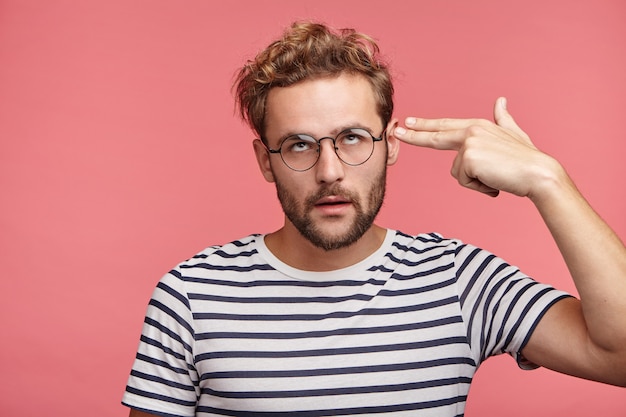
[1,1,625,415]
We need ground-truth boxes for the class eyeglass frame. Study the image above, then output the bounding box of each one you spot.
[262,127,387,172]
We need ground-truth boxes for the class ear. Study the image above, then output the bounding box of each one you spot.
[252,139,276,183]
[385,118,400,166]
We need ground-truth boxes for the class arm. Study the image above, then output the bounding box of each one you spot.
[520,159,626,386]
[393,97,626,386]
[122,271,200,414]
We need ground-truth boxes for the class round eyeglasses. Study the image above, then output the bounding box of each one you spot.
[264,128,385,172]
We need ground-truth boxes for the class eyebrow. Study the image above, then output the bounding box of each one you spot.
[277,124,375,142]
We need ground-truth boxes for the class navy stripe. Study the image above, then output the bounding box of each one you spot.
[379,277,457,295]
[196,395,467,416]
[122,403,186,417]
[459,251,496,305]
[192,296,458,321]
[424,232,444,241]
[367,264,395,272]
[194,315,463,341]
[156,281,191,310]
[386,249,456,268]
[144,317,193,354]
[193,239,257,259]
[502,286,553,351]
[466,263,515,355]
[478,274,525,360]
[454,245,477,293]
[518,294,572,353]
[180,263,274,272]
[187,277,458,304]
[231,237,258,247]
[149,299,194,336]
[390,262,455,280]
[201,376,472,398]
[211,249,258,259]
[140,335,187,361]
[188,292,374,304]
[135,353,191,375]
[183,276,387,288]
[130,370,196,392]
[201,357,475,379]
[394,230,417,240]
[391,239,451,255]
[485,280,533,358]
[125,386,197,407]
[169,268,183,279]
[195,336,468,361]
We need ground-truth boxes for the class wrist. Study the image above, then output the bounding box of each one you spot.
[527,156,574,206]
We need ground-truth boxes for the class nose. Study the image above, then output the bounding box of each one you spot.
[314,138,344,184]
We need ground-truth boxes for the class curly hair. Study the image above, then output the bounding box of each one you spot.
[233,21,394,139]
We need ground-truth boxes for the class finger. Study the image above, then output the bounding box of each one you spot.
[493,97,532,143]
[451,153,500,197]
[463,179,500,197]
[393,126,467,151]
[404,116,486,132]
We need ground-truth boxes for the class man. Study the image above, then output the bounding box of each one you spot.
[123,22,626,416]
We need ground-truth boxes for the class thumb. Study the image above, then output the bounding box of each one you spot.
[493,97,531,142]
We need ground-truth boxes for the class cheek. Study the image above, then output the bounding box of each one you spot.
[274,174,309,199]
[361,166,387,200]
[362,160,387,183]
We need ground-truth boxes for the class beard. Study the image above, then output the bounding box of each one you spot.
[274,167,387,251]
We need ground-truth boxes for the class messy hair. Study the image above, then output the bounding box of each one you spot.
[233,21,394,139]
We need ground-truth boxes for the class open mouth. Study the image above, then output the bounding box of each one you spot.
[312,196,353,216]
[315,196,351,207]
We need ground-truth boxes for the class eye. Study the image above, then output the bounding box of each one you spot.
[291,141,311,152]
[338,129,369,146]
[283,135,316,153]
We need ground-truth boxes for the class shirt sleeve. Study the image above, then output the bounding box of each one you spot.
[454,242,572,369]
[122,268,199,416]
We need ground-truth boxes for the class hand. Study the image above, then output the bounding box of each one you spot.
[393,97,560,199]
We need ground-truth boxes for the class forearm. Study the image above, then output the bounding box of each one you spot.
[530,158,626,351]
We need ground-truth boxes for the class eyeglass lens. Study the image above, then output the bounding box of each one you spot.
[280,128,376,171]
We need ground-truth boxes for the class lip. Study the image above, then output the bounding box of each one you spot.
[313,196,352,216]
[315,195,350,205]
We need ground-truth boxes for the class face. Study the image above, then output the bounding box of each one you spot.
[254,73,399,251]
[275,160,387,251]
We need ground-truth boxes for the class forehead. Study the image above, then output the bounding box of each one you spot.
[264,73,380,141]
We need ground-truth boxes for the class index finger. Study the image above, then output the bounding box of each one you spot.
[393,124,466,150]
[407,116,491,132]
[393,117,492,150]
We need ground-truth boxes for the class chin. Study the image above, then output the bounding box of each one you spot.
[301,223,372,252]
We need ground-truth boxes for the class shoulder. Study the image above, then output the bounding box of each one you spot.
[172,234,265,271]
[159,234,274,289]
[391,230,464,254]
[384,230,467,277]
[184,234,261,263]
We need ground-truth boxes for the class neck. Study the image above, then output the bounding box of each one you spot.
[263,221,387,271]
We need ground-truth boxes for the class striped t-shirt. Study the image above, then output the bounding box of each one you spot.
[123,230,569,416]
